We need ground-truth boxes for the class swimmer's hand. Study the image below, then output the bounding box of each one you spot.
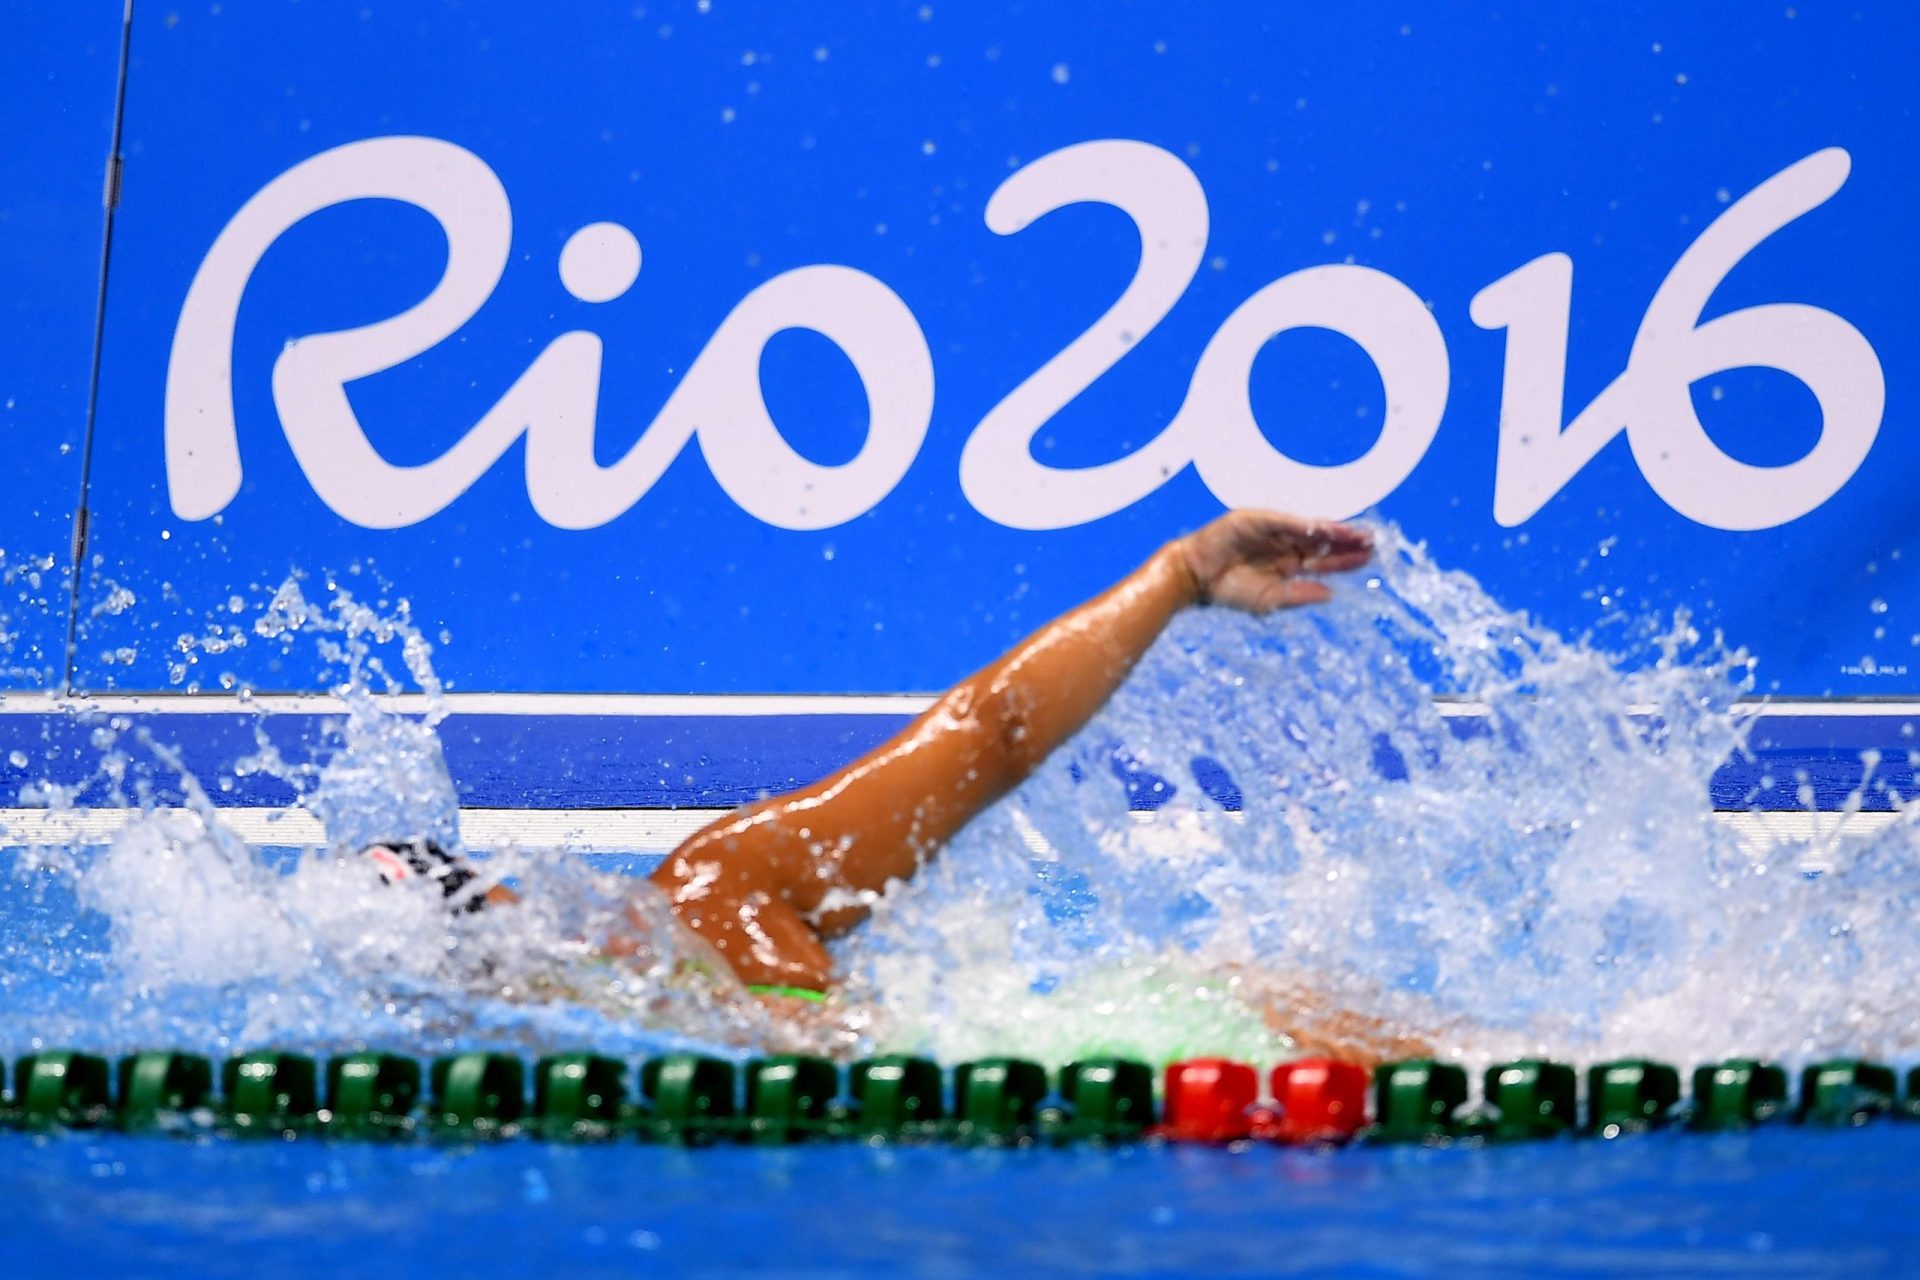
[1177,510,1373,613]
[750,988,874,1058]
[1280,1006,1438,1066]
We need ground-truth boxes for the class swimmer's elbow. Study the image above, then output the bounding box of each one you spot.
[924,680,1030,796]
[649,848,718,904]
[973,682,1041,791]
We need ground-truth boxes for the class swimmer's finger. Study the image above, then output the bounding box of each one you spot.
[1317,519,1373,550]
[1265,579,1334,609]
[1299,548,1372,574]
[1285,516,1372,553]
[1248,514,1371,561]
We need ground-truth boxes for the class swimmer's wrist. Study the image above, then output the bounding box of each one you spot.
[1163,539,1207,607]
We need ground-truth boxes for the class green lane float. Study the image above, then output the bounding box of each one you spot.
[744,1056,840,1145]
[1587,1059,1682,1136]
[534,1053,628,1141]
[1689,1059,1789,1131]
[1370,1059,1469,1143]
[1048,1058,1155,1143]
[638,1053,736,1144]
[1800,1059,1897,1127]
[952,1058,1049,1144]
[328,1052,422,1137]
[16,1052,113,1130]
[223,1052,319,1134]
[848,1055,943,1140]
[119,1051,213,1131]
[1,1046,1915,1149]
[1480,1059,1578,1140]
[430,1052,526,1135]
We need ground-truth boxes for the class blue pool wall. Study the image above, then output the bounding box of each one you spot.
[0,3,1915,705]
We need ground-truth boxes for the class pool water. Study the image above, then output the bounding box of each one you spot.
[4,1124,1915,1278]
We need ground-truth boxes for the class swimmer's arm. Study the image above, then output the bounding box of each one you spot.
[647,510,1372,989]
[639,552,1197,989]
[1229,970,1444,1066]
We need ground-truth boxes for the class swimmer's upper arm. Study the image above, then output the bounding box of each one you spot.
[650,685,1010,922]
[654,549,1198,923]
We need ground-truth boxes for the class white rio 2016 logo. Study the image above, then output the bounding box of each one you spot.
[165,137,1883,533]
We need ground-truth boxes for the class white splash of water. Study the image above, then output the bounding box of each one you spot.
[3,578,848,1060]
[840,525,1920,1071]
[8,531,1920,1073]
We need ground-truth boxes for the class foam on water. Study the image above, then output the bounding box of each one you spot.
[5,528,1920,1070]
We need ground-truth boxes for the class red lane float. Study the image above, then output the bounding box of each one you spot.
[1267,1058,1370,1144]
[1157,1058,1259,1143]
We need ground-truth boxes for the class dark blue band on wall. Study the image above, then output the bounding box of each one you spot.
[0,707,1909,813]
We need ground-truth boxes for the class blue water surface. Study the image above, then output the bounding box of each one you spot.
[2,1125,1915,1279]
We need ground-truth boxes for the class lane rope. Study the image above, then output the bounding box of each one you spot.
[3,1049,1911,1145]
